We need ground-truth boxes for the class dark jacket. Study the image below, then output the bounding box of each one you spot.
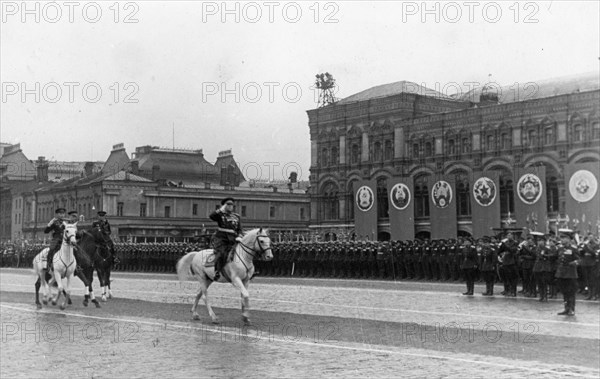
[555,244,580,279]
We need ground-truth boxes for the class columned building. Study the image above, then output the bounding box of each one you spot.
[308,73,600,240]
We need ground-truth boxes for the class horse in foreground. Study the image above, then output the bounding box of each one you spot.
[176,228,273,325]
[77,228,113,306]
[33,222,78,310]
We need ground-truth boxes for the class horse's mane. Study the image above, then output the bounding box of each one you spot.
[240,228,269,243]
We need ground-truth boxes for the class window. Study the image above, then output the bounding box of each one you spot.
[501,133,511,150]
[241,205,247,217]
[544,126,554,145]
[592,122,600,140]
[486,134,495,151]
[322,182,339,220]
[138,203,146,217]
[300,207,305,220]
[269,206,276,218]
[413,143,420,158]
[321,148,329,167]
[351,144,360,164]
[164,206,171,218]
[573,124,583,142]
[462,137,471,153]
[192,203,198,216]
[331,146,338,165]
[447,139,456,155]
[527,129,537,147]
[425,141,433,157]
[384,140,393,160]
[373,141,382,161]
[117,202,124,216]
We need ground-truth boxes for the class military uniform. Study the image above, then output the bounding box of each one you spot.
[44,208,67,271]
[531,233,555,302]
[499,236,519,297]
[209,198,242,280]
[555,230,580,316]
[460,241,478,295]
[479,238,498,296]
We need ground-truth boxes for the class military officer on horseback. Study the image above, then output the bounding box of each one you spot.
[44,207,67,272]
[209,197,242,281]
[92,211,119,265]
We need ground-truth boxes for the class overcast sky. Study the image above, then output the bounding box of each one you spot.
[1,1,598,182]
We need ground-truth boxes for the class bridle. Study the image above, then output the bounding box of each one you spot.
[237,233,272,260]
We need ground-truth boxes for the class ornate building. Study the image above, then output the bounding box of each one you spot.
[308,73,600,240]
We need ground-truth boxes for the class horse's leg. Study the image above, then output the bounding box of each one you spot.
[83,285,90,307]
[231,277,251,325]
[191,286,203,321]
[52,270,62,306]
[201,280,219,324]
[99,268,108,302]
[107,268,113,299]
[35,277,42,309]
[61,273,72,310]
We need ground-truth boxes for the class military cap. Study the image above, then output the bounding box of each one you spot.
[68,211,78,216]
[55,208,66,214]
[97,211,107,216]
[221,197,235,205]
[558,229,574,238]
[529,231,545,240]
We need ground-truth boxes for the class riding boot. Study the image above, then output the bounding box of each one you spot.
[470,282,475,295]
[488,282,494,295]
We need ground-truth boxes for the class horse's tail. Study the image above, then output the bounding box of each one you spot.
[176,251,198,282]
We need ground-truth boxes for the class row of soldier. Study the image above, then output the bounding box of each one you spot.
[3,230,599,305]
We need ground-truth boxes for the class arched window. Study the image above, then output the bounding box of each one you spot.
[461,137,471,153]
[331,146,339,166]
[373,141,382,161]
[376,177,389,219]
[501,132,511,150]
[455,172,471,217]
[592,122,600,140]
[414,175,430,218]
[486,134,495,151]
[499,173,514,215]
[424,141,433,157]
[351,144,360,164]
[546,176,559,213]
[526,129,537,147]
[447,139,456,155]
[544,126,554,145]
[384,140,393,161]
[321,148,329,167]
[413,143,420,158]
[573,123,583,142]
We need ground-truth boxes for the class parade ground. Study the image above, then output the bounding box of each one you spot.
[0,268,598,378]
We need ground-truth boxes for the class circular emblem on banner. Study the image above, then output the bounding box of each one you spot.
[356,186,374,212]
[569,170,597,203]
[473,177,497,207]
[431,181,452,209]
[517,173,543,205]
[390,183,411,210]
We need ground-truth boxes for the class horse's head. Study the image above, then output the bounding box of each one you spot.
[243,228,273,261]
[63,222,78,246]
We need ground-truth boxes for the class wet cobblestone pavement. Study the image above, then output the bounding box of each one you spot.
[1,269,599,378]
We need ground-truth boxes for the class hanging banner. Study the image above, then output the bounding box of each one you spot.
[471,171,501,238]
[354,180,378,241]
[513,166,547,232]
[388,177,414,241]
[428,176,457,239]
[564,162,600,235]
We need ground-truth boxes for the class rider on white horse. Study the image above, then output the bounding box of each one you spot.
[209,197,242,281]
[44,207,67,272]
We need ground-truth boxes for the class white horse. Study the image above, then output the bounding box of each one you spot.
[33,222,78,310]
[176,228,273,325]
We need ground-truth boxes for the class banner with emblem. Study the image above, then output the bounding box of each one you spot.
[564,162,600,234]
[470,171,501,238]
[387,177,414,241]
[513,166,547,232]
[428,176,457,239]
[354,180,378,241]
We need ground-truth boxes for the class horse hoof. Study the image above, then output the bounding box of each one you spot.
[242,317,250,326]
[60,304,65,310]
[193,314,201,320]
[108,293,113,299]
[83,300,89,307]
[67,299,72,305]
[212,319,220,325]
[101,296,107,302]
[36,303,42,309]
[51,301,57,306]
[42,300,48,305]
[94,302,101,308]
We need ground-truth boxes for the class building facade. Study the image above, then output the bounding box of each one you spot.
[308,73,600,240]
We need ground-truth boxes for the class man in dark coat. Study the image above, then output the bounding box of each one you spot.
[209,197,242,281]
[44,208,67,272]
[92,211,119,265]
[479,237,498,296]
[555,229,580,316]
